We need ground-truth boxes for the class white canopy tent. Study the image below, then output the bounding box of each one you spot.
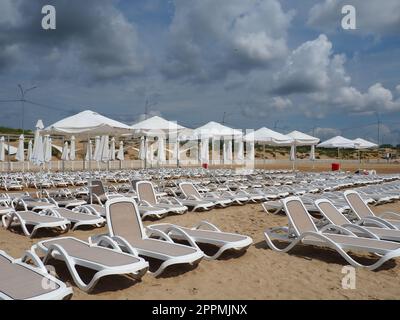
[244,127,293,167]
[61,141,69,161]
[131,116,186,168]
[353,138,378,149]
[45,110,132,136]
[45,110,132,202]
[286,130,320,170]
[317,135,357,160]
[353,138,378,164]
[193,121,242,166]
[70,136,76,161]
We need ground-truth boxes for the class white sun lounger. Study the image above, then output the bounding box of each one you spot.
[344,190,400,230]
[264,196,400,270]
[32,237,149,292]
[92,198,204,277]
[0,250,73,300]
[315,198,400,242]
[137,181,188,215]
[148,222,253,260]
[2,211,70,238]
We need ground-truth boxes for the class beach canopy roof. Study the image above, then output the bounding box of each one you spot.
[45,110,132,136]
[287,130,320,146]
[192,121,242,139]
[244,127,293,146]
[317,136,356,149]
[130,116,186,137]
[353,138,378,149]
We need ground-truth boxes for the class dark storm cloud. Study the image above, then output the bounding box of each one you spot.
[0,0,145,80]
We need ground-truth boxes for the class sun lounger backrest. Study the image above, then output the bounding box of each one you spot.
[0,252,59,299]
[315,199,350,226]
[91,180,105,196]
[344,191,374,219]
[106,199,144,243]
[136,181,157,205]
[283,197,318,235]
[180,183,202,199]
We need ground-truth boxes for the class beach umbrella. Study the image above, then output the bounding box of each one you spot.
[290,144,296,161]
[109,137,116,160]
[85,140,93,161]
[27,140,33,161]
[31,120,45,166]
[61,141,69,161]
[0,137,5,162]
[317,135,357,159]
[235,139,244,162]
[246,141,255,163]
[200,138,209,164]
[70,136,76,161]
[43,136,52,163]
[61,142,69,160]
[93,136,101,161]
[15,134,24,162]
[100,135,110,163]
[223,139,232,163]
[147,142,154,163]
[310,145,316,161]
[157,138,166,164]
[139,137,145,160]
[117,141,124,161]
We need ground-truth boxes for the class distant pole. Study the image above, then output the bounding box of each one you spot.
[18,84,37,134]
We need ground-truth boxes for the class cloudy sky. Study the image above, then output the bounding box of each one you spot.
[0,0,399,144]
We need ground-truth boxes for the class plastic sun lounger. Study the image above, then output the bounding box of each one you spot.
[92,198,204,277]
[315,199,400,242]
[2,211,70,238]
[43,207,106,231]
[32,237,149,293]
[0,250,73,300]
[344,190,400,230]
[179,182,230,208]
[136,181,188,215]
[167,187,215,212]
[148,222,253,260]
[264,196,400,270]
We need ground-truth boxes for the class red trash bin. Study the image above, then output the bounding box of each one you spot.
[331,163,340,171]
[202,163,209,169]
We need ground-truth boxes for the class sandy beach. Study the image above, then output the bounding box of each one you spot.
[2,198,400,300]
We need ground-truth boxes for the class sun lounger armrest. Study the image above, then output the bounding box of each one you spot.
[145,228,174,243]
[41,208,62,218]
[377,212,400,221]
[111,236,140,256]
[193,221,221,232]
[341,224,380,239]
[357,217,397,229]
[150,225,199,249]
[187,194,202,201]
[319,224,357,236]
[19,250,48,273]
[89,235,123,252]
[138,200,154,207]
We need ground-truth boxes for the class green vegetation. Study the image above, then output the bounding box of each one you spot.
[0,126,33,135]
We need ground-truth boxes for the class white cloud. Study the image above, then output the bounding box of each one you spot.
[163,0,293,80]
[273,34,350,94]
[312,127,341,140]
[271,96,292,110]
